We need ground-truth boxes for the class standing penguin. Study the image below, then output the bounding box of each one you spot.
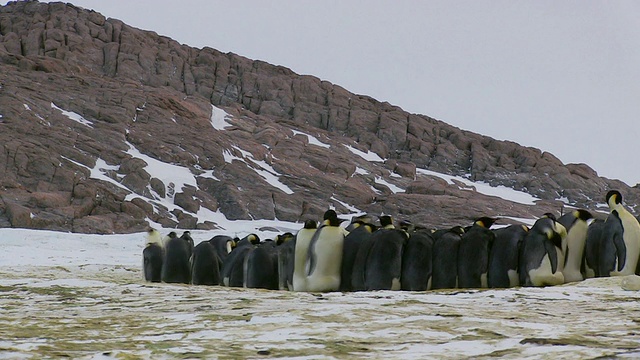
[596,210,627,277]
[161,231,192,284]
[488,224,528,288]
[364,216,408,291]
[604,190,640,276]
[292,220,318,292]
[277,232,297,291]
[431,226,465,290]
[584,218,606,278]
[142,228,164,282]
[340,221,376,292]
[220,234,259,287]
[457,217,497,289]
[191,240,221,286]
[520,216,567,286]
[557,209,593,283]
[305,210,348,292]
[401,228,435,291]
[351,227,377,292]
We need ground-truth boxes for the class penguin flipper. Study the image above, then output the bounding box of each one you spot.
[613,231,627,272]
[543,240,558,274]
[305,226,325,277]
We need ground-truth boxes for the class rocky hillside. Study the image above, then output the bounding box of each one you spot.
[0,1,637,234]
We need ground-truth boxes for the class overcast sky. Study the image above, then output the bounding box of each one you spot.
[29,1,640,186]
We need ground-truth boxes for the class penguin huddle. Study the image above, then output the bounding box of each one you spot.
[143,190,640,291]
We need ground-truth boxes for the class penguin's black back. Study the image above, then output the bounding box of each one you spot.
[488,225,527,288]
[143,243,163,282]
[245,242,279,290]
[161,235,192,284]
[431,230,462,290]
[191,241,221,286]
[364,229,407,291]
[401,229,434,291]
[457,224,495,289]
[340,224,374,292]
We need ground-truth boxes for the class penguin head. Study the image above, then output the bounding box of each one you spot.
[323,210,346,227]
[574,209,593,222]
[167,231,178,239]
[545,227,564,249]
[363,223,378,233]
[246,234,261,245]
[225,239,234,254]
[323,210,338,225]
[450,226,465,235]
[606,190,622,207]
[474,217,498,229]
[303,219,318,229]
[541,213,557,221]
[399,219,415,232]
[379,215,394,229]
[231,237,240,249]
[276,232,294,245]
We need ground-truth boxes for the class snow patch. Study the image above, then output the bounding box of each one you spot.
[291,129,330,148]
[374,176,405,194]
[211,104,233,130]
[51,103,94,128]
[416,168,540,205]
[344,145,385,162]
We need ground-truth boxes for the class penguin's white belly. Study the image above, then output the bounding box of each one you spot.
[306,228,344,292]
[507,270,519,287]
[563,222,587,283]
[292,232,314,292]
[615,213,640,276]
[529,254,564,287]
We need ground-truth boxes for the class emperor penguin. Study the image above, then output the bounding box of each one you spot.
[431,226,465,290]
[221,234,259,287]
[364,216,408,291]
[142,228,164,282]
[191,239,221,286]
[598,210,627,276]
[584,218,606,278]
[605,190,640,276]
[161,231,192,284]
[351,225,377,292]
[521,215,567,286]
[596,210,627,277]
[457,217,497,289]
[305,210,349,292]
[401,228,435,291]
[292,220,318,292]
[340,221,376,292]
[488,224,528,288]
[276,232,297,291]
[557,209,593,283]
[244,241,279,290]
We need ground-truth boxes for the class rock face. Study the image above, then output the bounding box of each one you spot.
[0,1,637,233]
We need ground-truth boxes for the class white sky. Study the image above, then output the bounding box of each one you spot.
[22,1,640,186]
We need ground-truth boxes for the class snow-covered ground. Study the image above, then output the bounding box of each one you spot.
[2,227,640,359]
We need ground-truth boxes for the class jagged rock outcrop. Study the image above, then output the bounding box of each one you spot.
[0,1,637,233]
